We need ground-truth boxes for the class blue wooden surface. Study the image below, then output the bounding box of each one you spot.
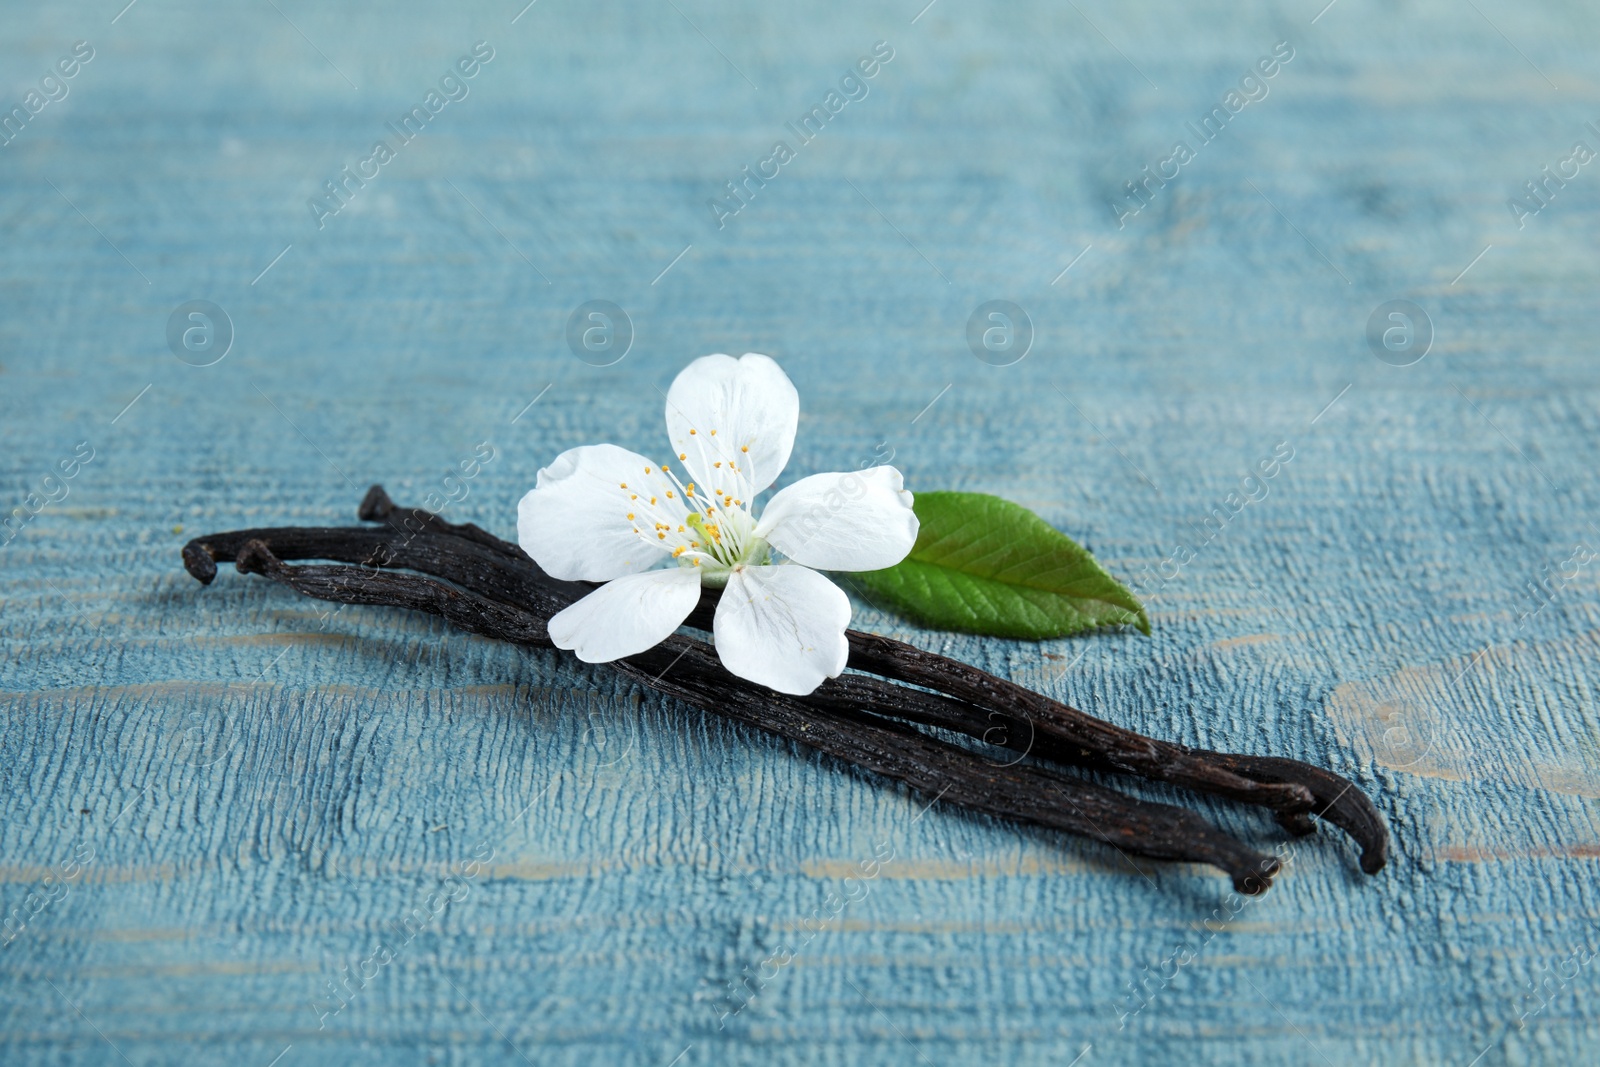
[3,0,1599,1063]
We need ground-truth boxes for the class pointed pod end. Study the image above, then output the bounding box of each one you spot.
[1233,852,1281,896]
[358,485,395,522]
[182,542,218,585]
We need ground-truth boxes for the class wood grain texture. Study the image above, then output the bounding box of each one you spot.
[2,0,1598,1063]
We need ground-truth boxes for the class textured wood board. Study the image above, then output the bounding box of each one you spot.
[2,0,1599,1063]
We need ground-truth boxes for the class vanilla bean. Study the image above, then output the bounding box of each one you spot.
[180,485,1390,886]
[216,539,1282,892]
[811,673,1379,861]
[358,489,1386,873]
[185,524,577,620]
[357,485,528,562]
[838,632,1387,875]
[614,638,1281,894]
[232,539,551,646]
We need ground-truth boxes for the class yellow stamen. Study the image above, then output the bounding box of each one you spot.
[741,445,749,453]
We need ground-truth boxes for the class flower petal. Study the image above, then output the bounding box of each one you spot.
[548,567,702,663]
[518,443,686,581]
[713,564,850,695]
[664,353,798,501]
[755,466,918,572]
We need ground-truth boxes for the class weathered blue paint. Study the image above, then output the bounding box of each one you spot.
[2,0,1599,1063]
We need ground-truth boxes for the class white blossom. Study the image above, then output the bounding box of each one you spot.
[518,354,917,695]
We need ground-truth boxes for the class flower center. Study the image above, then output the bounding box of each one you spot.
[620,440,767,579]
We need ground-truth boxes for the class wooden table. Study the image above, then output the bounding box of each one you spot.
[3,0,1597,1062]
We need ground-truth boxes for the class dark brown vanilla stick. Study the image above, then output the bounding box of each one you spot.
[362,494,1386,871]
[223,540,1282,892]
[184,525,576,621]
[838,633,1385,875]
[231,540,551,646]
[615,638,1282,893]
[808,673,1384,869]
[181,487,1390,882]
[345,489,1385,871]
[357,485,528,562]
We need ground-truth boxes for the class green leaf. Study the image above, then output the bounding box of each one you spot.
[848,491,1150,640]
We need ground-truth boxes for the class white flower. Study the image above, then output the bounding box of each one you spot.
[517,353,918,695]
